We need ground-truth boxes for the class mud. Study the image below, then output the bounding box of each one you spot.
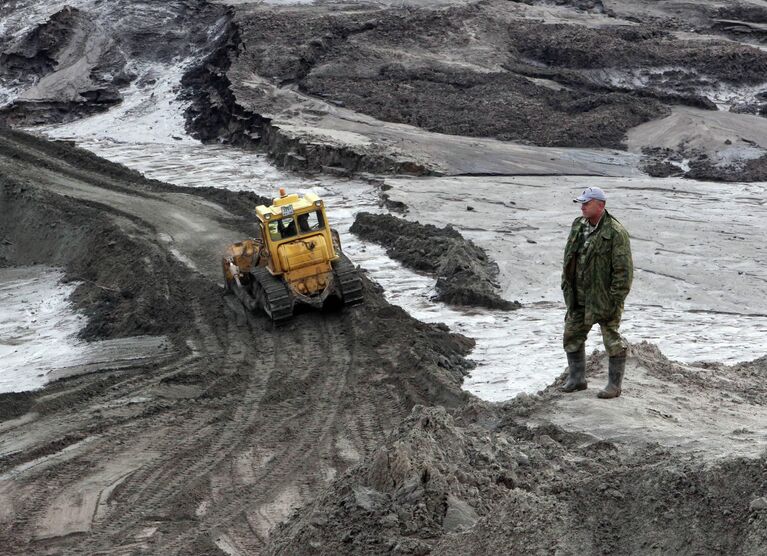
[181,17,437,176]
[0,128,475,554]
[0,179,194,340]
[642,145,767,182]
[0,7,127,125]
[350,212,519,311]
[188,4,672,151]
[268,343,767,555]
[181,0,767,165]
[628,106,767,182]
[2,0,767,553]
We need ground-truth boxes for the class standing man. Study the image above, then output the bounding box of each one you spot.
[560,187,633,398]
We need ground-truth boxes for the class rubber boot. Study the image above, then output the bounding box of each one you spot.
[561,347,587,393]
[597,353,626,399]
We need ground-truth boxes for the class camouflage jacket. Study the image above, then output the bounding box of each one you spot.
[561,210,633,324]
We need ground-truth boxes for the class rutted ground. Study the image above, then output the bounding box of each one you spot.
[1,128,765,555]
[0,128,473,554]
[266,344,767,555]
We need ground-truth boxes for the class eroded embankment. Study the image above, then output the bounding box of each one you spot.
[0,0,228,125]
[350,212,519,310]
[180,13,432,177]
[0,128,477,555]
[175,0,767,181]
[0,166,197,341]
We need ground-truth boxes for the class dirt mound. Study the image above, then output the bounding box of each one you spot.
[266,345,767,555]
[712,4,767,39]
[264,403,531,555]
[351,212,520,310]
[513,0,606,12]
[181,15,436,175]
[641,145,767,182]
[180,14,267,149]
[302,65,667,149]
[436,448,767,555]
[0,165,197,341]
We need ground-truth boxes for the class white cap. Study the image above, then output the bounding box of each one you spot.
[574,187,606,203]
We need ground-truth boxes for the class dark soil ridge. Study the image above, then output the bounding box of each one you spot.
[265,343,767,555]
[180,15,434,176]
[350,212,520,311]
[641,145,767,182]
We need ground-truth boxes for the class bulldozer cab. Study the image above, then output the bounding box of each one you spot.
[255,191,339,275]
[265,210,325,242]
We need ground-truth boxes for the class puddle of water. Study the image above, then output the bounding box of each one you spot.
[0,267,173,393]
[0,267,84,393]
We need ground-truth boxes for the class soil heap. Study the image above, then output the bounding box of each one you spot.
[351,212,520,310]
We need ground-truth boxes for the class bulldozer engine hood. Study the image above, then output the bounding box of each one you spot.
[278,234,332,273]
[278,234,335,300]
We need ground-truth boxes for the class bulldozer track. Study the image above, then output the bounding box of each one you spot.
[333,254,364,306]
[252,266,294,324]
[164,315,363,553]
[68,307,263,554]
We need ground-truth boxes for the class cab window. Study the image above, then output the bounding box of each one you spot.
[268,217,297,240]
[297,210,325,233]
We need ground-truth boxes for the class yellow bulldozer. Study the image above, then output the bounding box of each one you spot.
[222,189,363,323]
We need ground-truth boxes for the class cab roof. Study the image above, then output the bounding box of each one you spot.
[255,192,321,220]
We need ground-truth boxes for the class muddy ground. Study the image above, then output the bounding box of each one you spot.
[178,0,767,180]
[350,212,519,310]
[268,343,767,555]
[1,129,766,554]
[9,0,767,179]
[0,128,473,554]
[2,0,767,554]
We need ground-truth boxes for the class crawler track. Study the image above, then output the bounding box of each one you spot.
[252,266,294,324]
[333,254,364,306]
